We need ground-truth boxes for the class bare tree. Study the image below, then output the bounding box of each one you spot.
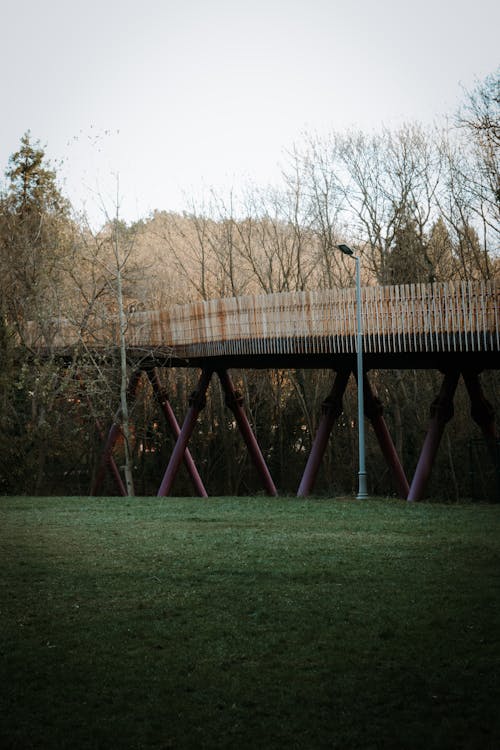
[284,136,347,288]
[458,69,500,222]
[65,184,146,496]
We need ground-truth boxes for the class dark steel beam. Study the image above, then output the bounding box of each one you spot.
[157,368,213,497]
[217,369,277,497]
[147,368,208,498]
[91,422,127,496]
[462,370,497,443]
[407,371,460,502]
[297,370,351,497]
[91,368,143,496]
[76,373,126,496]
[363,374,410,499]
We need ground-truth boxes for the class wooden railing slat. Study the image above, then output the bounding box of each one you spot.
[26,280,499,360]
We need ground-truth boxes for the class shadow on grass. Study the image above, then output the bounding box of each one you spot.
[1,496,499,749]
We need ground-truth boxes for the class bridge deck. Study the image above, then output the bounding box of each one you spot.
[48,280,499,370]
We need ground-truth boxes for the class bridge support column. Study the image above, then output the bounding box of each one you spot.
[408,371,460,502]
[91,422,127,496]
[147,368,208,498]
[462,371,497,445]
[91,368,143,496]
[157,368,213,497]
[363,374,410,499]
[463,371,499,500]
[76,373,126,496]
[217,369,278,497]
[297,370,350,497]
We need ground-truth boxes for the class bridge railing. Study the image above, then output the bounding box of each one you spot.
[25,279,499,358]
[126,280,499,357]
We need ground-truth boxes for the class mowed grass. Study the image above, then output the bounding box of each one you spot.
[1,496,499,750]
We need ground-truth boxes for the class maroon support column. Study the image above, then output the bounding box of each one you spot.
[407,371,460,502]
[147,368,208,498]
[76,373,126,496]
[462,371,498,499]
[217,369,278,497]
[363,374,410,499]
[91,420,127,496]
[157,368,213,497]
[462,371,497,444]
[91,368,143,496]
[297,370,351,497]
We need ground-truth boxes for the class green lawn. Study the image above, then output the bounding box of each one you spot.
[1,496,499,749]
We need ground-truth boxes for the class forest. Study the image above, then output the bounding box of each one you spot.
[0,71,498,499]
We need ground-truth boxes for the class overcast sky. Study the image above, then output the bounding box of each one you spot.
[1,0,498,224]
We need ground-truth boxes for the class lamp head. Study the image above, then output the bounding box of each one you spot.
[337,243,354,256]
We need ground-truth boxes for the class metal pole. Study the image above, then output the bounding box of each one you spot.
[355,256,368,499]
[337,245,368,499]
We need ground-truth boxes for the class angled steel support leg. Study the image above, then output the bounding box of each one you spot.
[91,368,143,496]
[91,420,127,496]
[217,369,278,497]
[408,371,460,502]
[147,368,208,498]
[297,370,351,497]
[363,374,410,499]
[157,368,213,497]
[76,373,126,496]
[462,370,499,500]
[462,370,497,444]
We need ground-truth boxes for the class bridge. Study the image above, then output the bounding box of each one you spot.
[48,279,499,501]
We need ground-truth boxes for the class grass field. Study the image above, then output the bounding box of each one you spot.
[1,496,499,749]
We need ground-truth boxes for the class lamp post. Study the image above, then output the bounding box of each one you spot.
[337,244,368,498]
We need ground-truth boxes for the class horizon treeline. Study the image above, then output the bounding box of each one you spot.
[0,71,498,498]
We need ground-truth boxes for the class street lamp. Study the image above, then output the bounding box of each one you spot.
[337,244,368,498]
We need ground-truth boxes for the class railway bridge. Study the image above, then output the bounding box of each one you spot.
[51,279,499,500]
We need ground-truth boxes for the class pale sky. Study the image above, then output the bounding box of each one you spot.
[1,0,498,225]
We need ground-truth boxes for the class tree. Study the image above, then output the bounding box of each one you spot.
[426,217,455,281]
[109,212,137,496]
[458,69,500,216]
[436,70,500,278]
[0,133,76,493]
[0,131,72,343]
[69,197,146,497]
[386,212,427,284]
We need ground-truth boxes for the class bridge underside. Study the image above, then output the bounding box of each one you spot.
[130,348,499,373]
[91,351,498,502]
